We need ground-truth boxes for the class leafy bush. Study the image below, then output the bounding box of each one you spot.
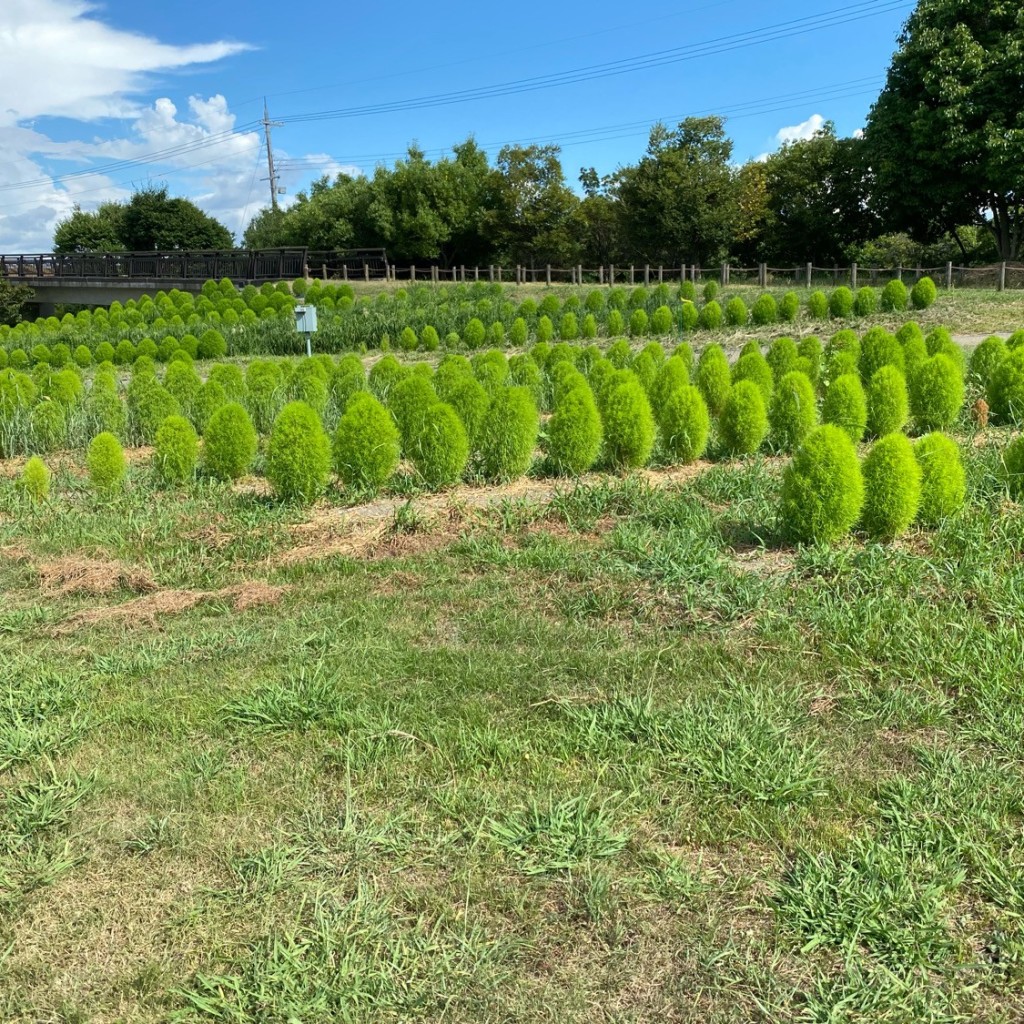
[84,379,127,439]
[909,354,964,431]
[910,276,937,310]
[769,371,818,453]
[265,401,331,502]
[478,386,539,481]
[508,318,527,347]
[333,393,400,491]
[585,289,606,312]
[1009,330,1024,352]
[73,344,93,368]
[128,381,180,445]
[731,350,774,404]
[798,336,823,386]
[463,318,487,348]
[866,366,909,438]
[368,355,409,402]
[914,432,965,524]
[988,348,1024,424]
[547,381,602,475]
[389,374,438,453]
[751,293,778,326]
[536,315,554,344]
[880,279,908,312]
[202,403,257,481]
[87,432,127,493]
[699,301,723,330]
[651,305,673,334]
[695,344,732,416]
[631,350,658,397]
[507,354,544,406]
[628,308,649,337]
[807,291,829,319]
[924,327,966,376]
[829,287,855,318]
[245,360,286,433]
[679,302,699,331]
[725,297,748,327]
[31,344,52,366]
[581,313,598,339]
[650,355,691,413]
[854,287,877,317]
[154,415,198,484]
[198,329,227,359]
[969,335,1008,387]
[672,341,694,377]
[19,456,50,502]
[659,385,710,463]
[190,377,224,432]
[781,425,864,544]
[399,326,418,352]
[559,312,579,341]
[114,340,136,366]
[600,370,656,469]
[821,373,867,442]
[779,292,800,322]
[702,280,719,302]
[719,380,768,456]
[30,401,67,451]
[897,321,928,378]
[1003,436,1024,500]
[410,402,469,488]
[472,350,509,394]
[859,327,904,382]
[861,433,921,539]
[164,361,202,417]
[679,280,697,302]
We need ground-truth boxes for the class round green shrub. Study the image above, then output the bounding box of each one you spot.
[535,316,554,344]
[84,381,127,439]
[725,297,748,327]
[798,336,823,386]
[659,385,710,463]
[507,354,544,406]
[702,281,719,302]
[695,344,732,416]
[399,326,418,352]
[581,313,598,339]
[463,318,487,348]
[47,369,83,408]
[209,363,246,404]
[202,402,257,481]
[540,294,561,317]
[154,415,198,484]
[50,343,71,368]
[443,376,491,450]
[128,381,180,445]
[854,287,877,317]
[585,289,606,312]
[547,382,603,475]
[19,456,50,502]
[332,393,400,491]
[910,276,937,310]
[861,433,921,539]
[679,302,699,332]
[410,402,469,488]
[245,360,285,433]
[970,335,1008,387]
[821,373,867,442]
[859,327,904,382]
[780,424,864,544]
[164,361,202,417]
[178,334,199,359]
[1003,436,1024,500]
[472,350,509,394]
[779,292,800,322]
[880,279,908,312]
[699,301,723,330]
[10,349,29,370]
[751,293,778,326]
[829,287,855,319]
[419,325,440,352]
[478,386,539,482]
[604,309,624,337]
[731,350,774,405]
[769,371,818,453]
[87,432,127,493]
[198,329,227,360]
[189,379,225,435]
[559,312,579,341]
[30,401,67,452]
[368,355,409,402]
[988,348,1024,423]
[628,309,649,337]
[1008,330,1024,351]
[719,380,768,456]
[766,338,798,383]
[646,305,669,335]
[924,327,966,376]
[914,432,965,524]
[31,344,52,366]
[866,365,909,438]
[136,338,158,361]
[672,342,694,376]
[600,370,656,469]
[679,281,697,302]
[909,354,964,431]
[265,401,331,503]
[807,291,829,319]
[509,318,528,347]
[389,374,438,453]
[650,355,691,415]
[631,351,659,397]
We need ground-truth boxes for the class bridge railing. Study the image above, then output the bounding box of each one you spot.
[0,249,310,283]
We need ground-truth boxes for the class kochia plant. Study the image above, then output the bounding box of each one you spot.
[659,385,710,464]
[860,433,922,539]
[202,402,257,481]
[332,393,400,492]
[478,386,539,482]
[87,432,127,493]
[265,401,332,503]
[914,432,965,524]
[547,380,603,475]
[719,380,768,456]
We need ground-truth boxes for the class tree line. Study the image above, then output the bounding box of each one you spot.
[53,0,1021,269]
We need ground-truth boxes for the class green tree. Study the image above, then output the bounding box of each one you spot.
[865,0,1024,260]
[0,279,33,327]
[53,202,124,253]
[615,117,738,265]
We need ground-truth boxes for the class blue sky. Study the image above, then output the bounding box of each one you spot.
[0,0,915,250]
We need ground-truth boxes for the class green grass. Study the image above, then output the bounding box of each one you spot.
[1,414,1024,1022]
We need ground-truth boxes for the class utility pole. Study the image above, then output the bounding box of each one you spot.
[262,100,284,212]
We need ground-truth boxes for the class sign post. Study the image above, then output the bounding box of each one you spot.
[294,303,318,357]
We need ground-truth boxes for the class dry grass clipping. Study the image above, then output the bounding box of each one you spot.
[39,557,157,596]
[52,581,288,634]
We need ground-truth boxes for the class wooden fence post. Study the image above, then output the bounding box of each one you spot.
[629,265,635,286]
[896,265,903,282]
[657,266,663,283]
[410,265,415,282]
[999,262,1007,292]
[643,264,650,286]
[598,265,604,285]
[806,262,813,288]
[488,265,494,283]
[430,265,437,284]
[851,263,858,290]
[609,264,615,286]
[578,264,583,285]
[546,264,552,286]
[497,266,502,283]
[680,264,686,283]
[758,263,766,288]
[721,263,728,287]
[946,262,953,290]
[364,262,369,282]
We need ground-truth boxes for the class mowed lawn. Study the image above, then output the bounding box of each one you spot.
[1,428,1023,1022]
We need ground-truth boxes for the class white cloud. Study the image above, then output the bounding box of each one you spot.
[774,113,826,146]
[0,3,364,250]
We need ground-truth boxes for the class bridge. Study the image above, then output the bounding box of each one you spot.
[0,248,389,315]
